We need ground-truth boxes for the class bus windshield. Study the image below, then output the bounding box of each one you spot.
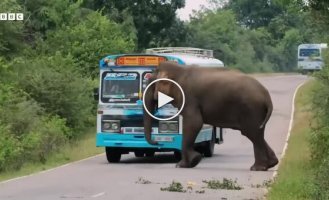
[101,72,140,103]
[299,48,320,57]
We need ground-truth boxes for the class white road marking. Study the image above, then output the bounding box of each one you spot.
[0,153,105,184]
[91,192,105,198]
[271,81,307,179]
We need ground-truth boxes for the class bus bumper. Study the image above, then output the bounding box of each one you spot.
[96,133,182,151]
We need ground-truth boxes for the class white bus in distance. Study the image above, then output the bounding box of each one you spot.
[298,43,327,73]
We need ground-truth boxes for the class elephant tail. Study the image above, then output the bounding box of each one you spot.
[259,99,273,129]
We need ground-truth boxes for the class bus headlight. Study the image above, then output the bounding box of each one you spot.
[102,120,121,133]
[159,121,178,133]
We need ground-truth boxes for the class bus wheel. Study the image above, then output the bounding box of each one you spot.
[174,151,182,161]
[105,147,121,163]
[134,151,145,157]
[145,151,155,157]
[204,128,216,157]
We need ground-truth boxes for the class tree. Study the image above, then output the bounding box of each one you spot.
[309,0,329,29]
[83,0,185,50]
[188,10,274,72]
[226,0,284,28]
[149,17,190,47]
[35,11,136,77]
[11,54,94,131]
[0,0,25,58]
[18,0,86,40]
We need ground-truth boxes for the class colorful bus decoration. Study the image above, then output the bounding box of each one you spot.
[94,47,225,163]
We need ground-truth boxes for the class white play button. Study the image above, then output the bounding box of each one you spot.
[158,92,174,108]
[143,78,185,121]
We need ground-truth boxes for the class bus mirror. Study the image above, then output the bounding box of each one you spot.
[93,88,99,101]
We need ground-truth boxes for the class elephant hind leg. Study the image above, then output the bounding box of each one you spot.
[242,127,278,171]
[265,141,278,169]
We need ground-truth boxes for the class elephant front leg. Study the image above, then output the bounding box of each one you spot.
[176,110,203,168]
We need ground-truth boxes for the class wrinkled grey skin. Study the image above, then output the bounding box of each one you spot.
[143,62,278,171]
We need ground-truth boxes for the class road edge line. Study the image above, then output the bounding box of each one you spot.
[0,153,105,184]
[271,81,307,179]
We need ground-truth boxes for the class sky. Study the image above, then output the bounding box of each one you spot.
[176,0,210,21]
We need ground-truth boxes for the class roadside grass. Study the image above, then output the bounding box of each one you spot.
[267,81,314,200]
[0,128,103,182]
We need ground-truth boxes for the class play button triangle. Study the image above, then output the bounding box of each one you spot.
[158,92,174,108]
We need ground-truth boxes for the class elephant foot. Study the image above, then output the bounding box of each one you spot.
[176,160,188,168]
[267,157,279,169]
[175,152,202,168]
[250,163,268,171]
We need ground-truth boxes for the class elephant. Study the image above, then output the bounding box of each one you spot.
[143,61,279,171]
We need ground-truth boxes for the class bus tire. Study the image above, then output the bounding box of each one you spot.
[174,151,182,161]
[105,147,121,163]
[145,151,155,157]
[134,151,145,157]
[204,128,216,157]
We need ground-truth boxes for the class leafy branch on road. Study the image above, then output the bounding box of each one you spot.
[135,177,152,184]
[160,180,205,194]
[160,178,243,193]
[160,181,186,193]
[202,178,243,190]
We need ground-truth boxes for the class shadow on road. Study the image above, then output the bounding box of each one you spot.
[120,153,178,164]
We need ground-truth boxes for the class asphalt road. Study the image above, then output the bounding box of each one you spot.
[0,75,308,200]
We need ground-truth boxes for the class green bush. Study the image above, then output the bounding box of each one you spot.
[0,84,42,136]
[0,84,72,170]
[12,54,94,132]
[22,116,70,163]
[36,11,136,77]
[0,125,24,171]
[0,0,25,58]
[313,158,329,200]
[311,52,329,199]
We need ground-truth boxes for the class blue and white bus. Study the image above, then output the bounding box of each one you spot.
[298,43,327,73]
[95,47,224,163]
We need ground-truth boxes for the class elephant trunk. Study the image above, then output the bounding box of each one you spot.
[143,83,158,145]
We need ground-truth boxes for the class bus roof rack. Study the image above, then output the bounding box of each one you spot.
[145,47,214,58]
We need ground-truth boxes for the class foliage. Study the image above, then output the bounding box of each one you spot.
[135,177,152,184]
[36,11,136,77]
[0,125,23,171]
[0,0,139,171]
[0,84,71,171]
[187,0,318,72]
[84,0,185,50]
[11,54,94,132]
[0,0,25,58]
[188,10,274,72]
[267,81,314,200]
[22,116,70,163]
[311,59,329,198]
[160,181,186,192]
[309,0,329,28]
[225,0,284,28]
[202,178,243,190]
